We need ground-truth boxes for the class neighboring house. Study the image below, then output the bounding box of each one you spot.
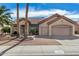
[12,13,79,36]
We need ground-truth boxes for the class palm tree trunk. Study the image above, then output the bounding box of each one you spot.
[16,3,19,37]
[24,3,29,38]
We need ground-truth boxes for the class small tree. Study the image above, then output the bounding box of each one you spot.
[1,27,10,33]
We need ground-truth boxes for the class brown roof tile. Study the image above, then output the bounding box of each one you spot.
[47,15,77,25]
[39,13,61,24]
[15,18,43,24]
[76,21,79,24]
[37,13,77,25]
[19,18,31,24]
[29,18,42,24]
[47,17,61,25]
[61,15,77,25]
[14,18,31,25]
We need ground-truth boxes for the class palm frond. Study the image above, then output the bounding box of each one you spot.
[0,5,12,26]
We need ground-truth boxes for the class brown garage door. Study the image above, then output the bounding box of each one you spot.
[52,25,72,36]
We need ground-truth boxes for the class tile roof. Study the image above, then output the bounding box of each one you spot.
[29,18,43,24]
[15,18,43,24]
[47,15,77,25]
[39,13,61,24]
[13,14,79,25]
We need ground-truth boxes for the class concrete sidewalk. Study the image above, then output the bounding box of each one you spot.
[2,45,79,56]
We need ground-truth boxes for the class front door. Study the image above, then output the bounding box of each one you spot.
[20,25,25,36]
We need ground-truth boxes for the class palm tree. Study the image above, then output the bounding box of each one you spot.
[0,6,12,27]
[24,3,29,38]
[16,3,19,37]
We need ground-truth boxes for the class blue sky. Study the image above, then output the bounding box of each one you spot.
[0,3,79,21]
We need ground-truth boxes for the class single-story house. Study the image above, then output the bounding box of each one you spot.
[12,13,79,36]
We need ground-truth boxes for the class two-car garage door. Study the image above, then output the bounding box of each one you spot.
[52,25,72,36]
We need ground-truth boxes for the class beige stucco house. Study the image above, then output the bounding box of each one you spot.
[39,14,78,36]
[12,14,79,36]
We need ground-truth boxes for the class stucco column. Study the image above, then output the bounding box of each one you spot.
[49,25,51,36]
[73,25,75,35]
[27,23,29,35]
[19,25,21,37]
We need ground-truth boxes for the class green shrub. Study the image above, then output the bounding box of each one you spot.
[1,27,10,33]
[30,29,38,35]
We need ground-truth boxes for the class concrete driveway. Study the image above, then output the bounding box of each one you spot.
[55,35,79,45]
[0,35,79,56]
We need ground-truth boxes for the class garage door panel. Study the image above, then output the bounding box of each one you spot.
[52,25,72,36]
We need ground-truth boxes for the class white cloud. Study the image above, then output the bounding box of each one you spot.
[11,8,79,20]
[66,14,79,18]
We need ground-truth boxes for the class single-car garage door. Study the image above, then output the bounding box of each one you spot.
[52,25,72,36]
